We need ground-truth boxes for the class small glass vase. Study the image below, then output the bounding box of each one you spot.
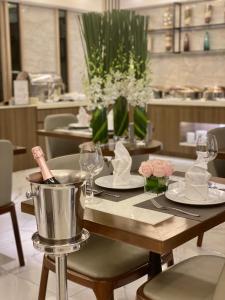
[91,107,108,144]
[144,176,168,194]
[113,96,128,139]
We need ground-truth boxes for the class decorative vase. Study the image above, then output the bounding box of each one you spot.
[91,107,108,144]
[113,96,128,139]
[144,176,168,194]
[134,106,147,140]
[204,32,210,51]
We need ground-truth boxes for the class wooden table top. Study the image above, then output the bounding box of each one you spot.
[13,146,26,155]
[37,129,162,156]
[216,150,225,160]
[21,176,225,255]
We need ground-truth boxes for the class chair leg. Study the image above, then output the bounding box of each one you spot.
[197,233,204,247]
[10,204,25,266]
[38,256,49,300]
[93,283,114,300]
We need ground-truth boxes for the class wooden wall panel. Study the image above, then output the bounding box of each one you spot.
[0,106,37,170]
[148,104,225,159]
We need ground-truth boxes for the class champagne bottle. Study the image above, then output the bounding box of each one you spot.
[31,146,60,184]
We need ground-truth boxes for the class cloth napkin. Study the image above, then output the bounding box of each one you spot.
[77,107,91,126]
[111,141,132,186]
[185,165,211,201]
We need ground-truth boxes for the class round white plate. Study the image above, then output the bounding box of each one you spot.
[68,123,89,129]
[166,182,225,206]
[95,175,144,190]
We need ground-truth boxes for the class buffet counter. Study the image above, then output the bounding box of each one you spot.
[1,98,225,170]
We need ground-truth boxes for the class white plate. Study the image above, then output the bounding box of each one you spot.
[68,123,89,129]
[166,182,225,206]
[95,175,144,190]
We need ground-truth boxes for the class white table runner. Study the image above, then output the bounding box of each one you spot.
[85,194,173,226]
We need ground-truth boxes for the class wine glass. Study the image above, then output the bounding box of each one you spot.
[79,142,104,204]
[196,133,218,164]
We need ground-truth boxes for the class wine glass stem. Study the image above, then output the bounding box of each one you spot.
[89,175,94,199]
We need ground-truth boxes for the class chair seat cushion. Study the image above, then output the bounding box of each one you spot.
[50,234,149,279]
[143,255,225,300]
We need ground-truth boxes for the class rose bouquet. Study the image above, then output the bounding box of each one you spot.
[139,159,174,193]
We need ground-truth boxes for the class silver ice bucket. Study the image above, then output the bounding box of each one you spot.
[26,170,86,245]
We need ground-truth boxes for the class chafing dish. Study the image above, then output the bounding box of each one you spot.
[203,86,225,100]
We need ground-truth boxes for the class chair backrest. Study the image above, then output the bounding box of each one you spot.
[213,261,225,300]
[0,140,13,207]
[44,113,78,159]
[47,153,112,178]
[208,127,225,177]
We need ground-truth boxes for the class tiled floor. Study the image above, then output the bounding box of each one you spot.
[1,155,225,300]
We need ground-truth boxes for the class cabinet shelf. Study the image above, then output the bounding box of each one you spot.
[147,1,225,55]
[150,49,225,56]
[179,23,225,32]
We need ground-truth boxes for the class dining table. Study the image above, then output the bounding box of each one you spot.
[216,149,225,160]
[37,128,162,156]
[13,146,26,155]
[21,173,225,278]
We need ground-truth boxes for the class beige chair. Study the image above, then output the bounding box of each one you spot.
[39,153,149,300]
[44,113,79,159]
[198,127,225,247]
[208,127,225,178]
[137,255,225,300]
[0,140,25,266]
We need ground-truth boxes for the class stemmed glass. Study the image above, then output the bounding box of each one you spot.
[79,142,104,204]
[196,133,218,165]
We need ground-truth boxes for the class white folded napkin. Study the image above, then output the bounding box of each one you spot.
[185,165,211,201]
[111,141,132,186]
[77,107,91,126]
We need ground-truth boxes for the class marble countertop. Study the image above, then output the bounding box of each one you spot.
[0,100,89,110]
[1,98,225,109]
[148,98,225,107]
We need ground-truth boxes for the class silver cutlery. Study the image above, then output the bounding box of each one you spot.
[208,182,225,191]
[151,198,200,217]
[87,188,120,198]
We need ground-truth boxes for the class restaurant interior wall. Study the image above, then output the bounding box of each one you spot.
[6,0,104,12]
[135,0,225,88]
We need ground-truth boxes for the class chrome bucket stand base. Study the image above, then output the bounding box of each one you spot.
[32,229,89,300]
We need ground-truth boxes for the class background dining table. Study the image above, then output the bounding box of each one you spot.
[21,174,225,278]
[37,128,162,156]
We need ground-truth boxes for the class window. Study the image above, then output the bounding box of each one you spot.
[8,2,21,82]
[59,10,68,92]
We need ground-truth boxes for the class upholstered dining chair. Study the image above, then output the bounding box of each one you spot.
[136,254,225,300]
[208,127,225,178]
[44,113,79,159]
[38,153,173,300]
[197,127,225,247]
[0,140,25,266]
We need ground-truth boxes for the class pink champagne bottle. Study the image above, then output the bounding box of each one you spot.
[31,146,60,184]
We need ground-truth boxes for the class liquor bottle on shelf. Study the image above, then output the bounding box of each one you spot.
[183,33,190,52]
[204,32,210,51]
[31,146,60,184]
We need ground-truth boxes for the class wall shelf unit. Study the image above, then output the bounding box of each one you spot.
[147,0,225,55]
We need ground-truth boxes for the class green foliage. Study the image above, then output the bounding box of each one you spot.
[79,10,149,81]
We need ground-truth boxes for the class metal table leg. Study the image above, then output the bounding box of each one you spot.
[55,255,68,300]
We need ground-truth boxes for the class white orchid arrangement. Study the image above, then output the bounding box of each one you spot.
[84,61,152,110]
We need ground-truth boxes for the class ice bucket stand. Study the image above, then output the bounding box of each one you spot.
[31,229,89,300]
[26,170,89,300]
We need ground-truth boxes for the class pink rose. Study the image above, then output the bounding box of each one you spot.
[139,159,174,178]
[138,161,153,177]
